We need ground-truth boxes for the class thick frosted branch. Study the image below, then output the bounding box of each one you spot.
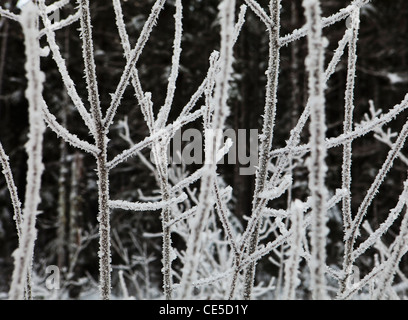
[9,3,45,300]
[282,200,304,300]
[45,0,70,13]
[303,0,328,300]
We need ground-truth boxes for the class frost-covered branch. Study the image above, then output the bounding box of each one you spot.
[0,142,23,240]
[45,0,70,14]
[243,0,274,30]
[279,0,370,47]
[374,207,408,299]
[243,0,281,301]
[303,0,328,300]
[9,3,45,300]
[155,0,183,130]
[107,108,204,170]
[39,11,81,39]
[0,6,19,22]
[78,0,102,128]
[348,118,408,246]
[41,100,99,155]
[112,0,147,113]
[338,8,360,295]
[282,200,304,300]
[178,0,236,299]
[109,193,187,212]
[37,0,95,136]
[78,0,111,300]
[352,178,408,261]
[103,0,166,130]
[269,93,408,159]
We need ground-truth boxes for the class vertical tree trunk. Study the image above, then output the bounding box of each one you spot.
[303,0,329,300]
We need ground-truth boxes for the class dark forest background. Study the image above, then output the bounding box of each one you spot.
[0,0,407,298]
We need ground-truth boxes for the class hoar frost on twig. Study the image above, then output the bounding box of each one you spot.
[8,2,45,300]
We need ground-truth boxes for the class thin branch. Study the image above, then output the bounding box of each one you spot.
[103,0,166,129]
[279,0,370,47]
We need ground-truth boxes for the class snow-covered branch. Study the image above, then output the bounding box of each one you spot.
[303,0,328,300]
[9,3,45,300]
[279,0,370,47]
[0,6,19,22]
[109,193,187,212]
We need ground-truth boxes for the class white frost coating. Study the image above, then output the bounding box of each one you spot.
[178,0,236,300]
[214,180,239,257]
[242,0,281,300]
[103,0,166,129]
[0,5,20,21]
[232,5,247,45]
[155,0,183,130]
[279,0,370,47]
[171,167,206,192]
[269,93,408,159]
[348,118,408,243]
[41,100,100,155]
[112,0,149,116]
[324,30,351,82]
[109,193,187,212]
[338,8,360,295]
[303,0,329,300]
[0,142,23,239]
[45,0,69,14]
[243,0,274,30]
[282,200,304,300]
[140,92,155,131]
[352,179,408,260]
[37,0,95,136]
[38,11,81,39]
[258,175,292,200]
[9,2,45,300]
[216,138,233,162]
[374,207,408,299]
[107,108,203,170]
[342,7,360,230]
